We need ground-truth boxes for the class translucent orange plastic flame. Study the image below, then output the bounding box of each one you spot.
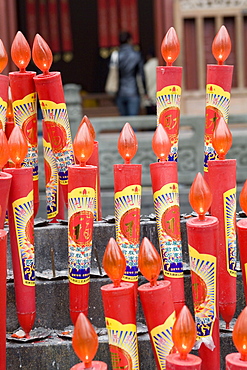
[8,126,28,167]
[11,31,31,72]
[102,238,126,287]
[118,122,138,164]
[232,306,247,361]
[152,124,171,161]
[161,27,180,66]
[212,117,232,159]
[189,173,212,221]
[79,115,96,141]
[73,122,94,166]
[239,180,247,215]
[72,313,98,367]
[0,129,10,169]
[32,34,53,74]
[212,25,231,65]
[6,91,14,122]
[0,39,8,73]
[138,237,161,286]
[172,305,197,360]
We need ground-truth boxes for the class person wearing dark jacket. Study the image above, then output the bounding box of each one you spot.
[116,31,146,116]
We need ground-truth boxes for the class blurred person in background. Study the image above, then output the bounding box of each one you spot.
[143,49,158,115]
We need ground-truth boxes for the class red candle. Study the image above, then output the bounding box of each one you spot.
[42,120,64,222]
[208,117,236,328]
[9,31,39,217]
[150,124,185,314]
[166,305,202,370]
[71,313,107,370]
[101,238,139,370]
[138,237,176,370]
[156,27,182,162]
[68,122,96,325]
[186,173,220,370]
[237,181,247,305]
[204,25,233,179]
[225,307,247,369]
[0,129,12,228]
[0,230,7,370]
[80,116,102,221]
[0,39,9,131]
[32,34,75,206]
[114,123,141,294]
[4,126,35,337]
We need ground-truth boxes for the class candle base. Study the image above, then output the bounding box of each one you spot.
[166,353,202,369]
[70,361,107,369]
[226,353,247,369]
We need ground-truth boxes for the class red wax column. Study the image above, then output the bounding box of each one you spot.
[204,65,233,178]
[0,172,12,228]
[156,66,182,161]
[101,282,139,369]
[4,167,35,336]
[208,159,236,327]
[33,72,75,205]
[114,164,142,291]
[68,164,97,325]
[0,74,8,131]
[187,216,220,370]
[42,120,64,222]
[9,72,39,217]
[0,230,7,370]
[166,353,202,369]
[87,141,102,221]
[226,353,247,369]
[71,361,107,370]
[138,280,176,369]
[150,161,185,314]
[237,219,247,304]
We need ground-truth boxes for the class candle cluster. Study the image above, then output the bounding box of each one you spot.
[0,24,246,370]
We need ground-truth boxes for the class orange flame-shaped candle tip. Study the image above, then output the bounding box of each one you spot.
[11,31,31,72]
[212,25,231,65]
[32,34,53,74]
[172,305,197,360]
[138,237,161,287]
[189,173,212,221]
[118,122,138,164]
[102,238,126,287]
[239,180,247,215]
[161,27,180,66]
[0,129,10,169]
[0,39,8,73]
[72,313,99,368]
[6,91,14,122]
[73,122,94,166]
[80,115,96,141]
[212,117,232,160]
[8,126,28,168]
[152,124,171,161]
[232,306,247,361]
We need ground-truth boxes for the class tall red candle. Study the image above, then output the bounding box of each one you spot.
[156,27,182,162]
[208,117,236,328]
[138,237,176,370]
[4,126,35,337]
[114,123,141,293]
[150,124,185,314]
[0,39,9,132]
[186,173,220,370]
[101,238,139,369]
[0,230,8,370]
[225,307,247,369]
[237,181,247,305]
[166,306,202,370]
[68,122,96,325]
[9,31,39,217]
[204,25,233,179]
[32,34,75,206]
[42,120,64,221]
